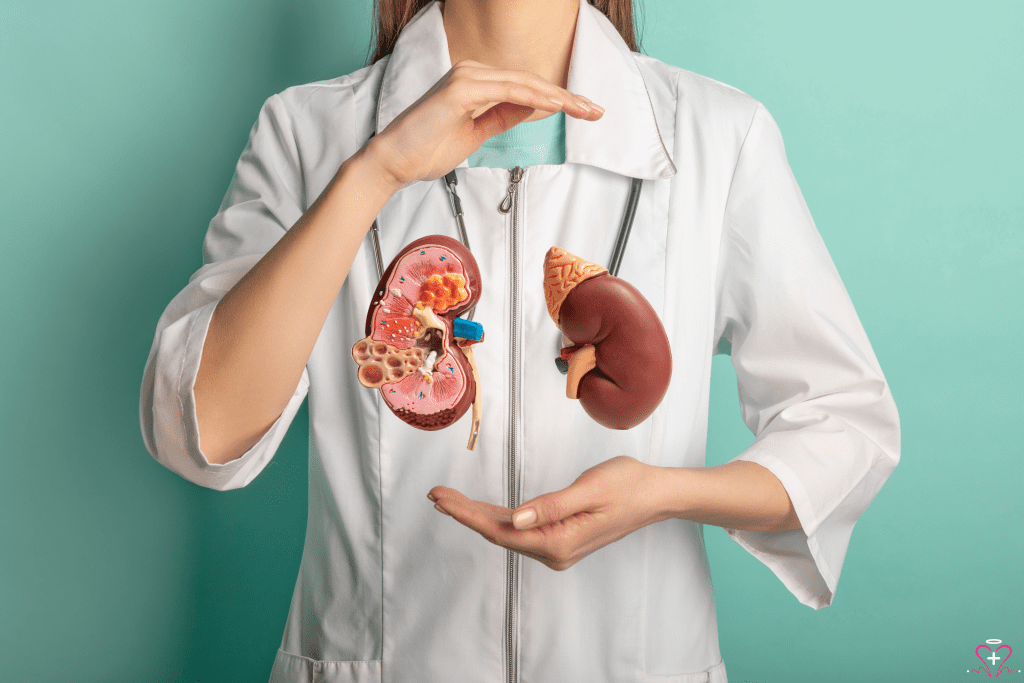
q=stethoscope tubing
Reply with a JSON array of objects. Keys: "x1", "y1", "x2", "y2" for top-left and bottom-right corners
[{"x1": 366, "y1": 132, "x2": 644, "y2": 323}]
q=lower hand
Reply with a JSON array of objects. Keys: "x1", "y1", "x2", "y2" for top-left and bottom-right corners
[{"x1": 428, "y1": 455, "x2": 665, "y2": 571}]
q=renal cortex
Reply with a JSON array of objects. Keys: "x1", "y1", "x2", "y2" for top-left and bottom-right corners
[{"x1": 351, "y1": 235, "x2": 485, "y2": 450}]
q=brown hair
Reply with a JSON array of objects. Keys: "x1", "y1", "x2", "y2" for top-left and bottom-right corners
[{"x1": 364, "y1": 0, "x2": 644, "y2": 67}]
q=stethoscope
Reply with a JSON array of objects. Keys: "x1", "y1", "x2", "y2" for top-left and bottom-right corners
[{"x1": 364, "y1": 131, "x2": 644, "y2": 373}]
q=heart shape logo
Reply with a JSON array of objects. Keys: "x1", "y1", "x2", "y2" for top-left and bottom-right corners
[{"x1": 975, "y1": 643, "x2": 1014, "y2": 677}]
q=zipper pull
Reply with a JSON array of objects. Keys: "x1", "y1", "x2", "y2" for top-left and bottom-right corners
[{"x1": 498, "y1": 166, "x2": 524, "y2": 214}]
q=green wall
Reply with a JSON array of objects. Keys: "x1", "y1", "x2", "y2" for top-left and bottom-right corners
[{"x1": 1, "y1": 1, "x2": 1019, "y2": 680}]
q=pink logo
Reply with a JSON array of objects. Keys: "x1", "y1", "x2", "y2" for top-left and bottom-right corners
[{"x1": 969, "y1": 639, "x2": 1020, "y2": 677}]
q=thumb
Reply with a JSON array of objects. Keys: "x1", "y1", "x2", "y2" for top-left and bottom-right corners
[
  {"x1": 472, "y1": 102, "x2": 534, "y2": 142},
  {"x1": 511, "y1": 482, "x2": 594, "y2": 530}
]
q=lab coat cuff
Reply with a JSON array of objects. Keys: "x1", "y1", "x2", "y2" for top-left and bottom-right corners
[
  {"x1": 723, "y1": 450, "x2": 838, "y2": 610},
  {"x1": 163, "y1": 298, "x2": 308, "y2": 491}
]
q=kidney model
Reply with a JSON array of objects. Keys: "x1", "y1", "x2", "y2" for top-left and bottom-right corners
[
  {"x1": 543, "y1": 246, "x2": 672, "y2": 430},
  {"x1": 352, "y1": 235, "x2": 484, "y2": 449}
]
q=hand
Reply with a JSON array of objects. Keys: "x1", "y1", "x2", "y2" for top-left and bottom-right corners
[
  {"x1": 428, "y1": 455, "x2": 666, "y2": 571},
  {"x1": 365, "y1": 59, "x2": 604, "y2": 191}
]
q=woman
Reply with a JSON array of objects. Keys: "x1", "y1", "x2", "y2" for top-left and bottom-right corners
[{"x1": 139, "y1": 0, "x2": 901, "y2": 681}]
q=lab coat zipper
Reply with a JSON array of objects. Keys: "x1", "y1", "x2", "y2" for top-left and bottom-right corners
[{"x1": 499, "y1": 165, "x2": 524, "y2": 683}]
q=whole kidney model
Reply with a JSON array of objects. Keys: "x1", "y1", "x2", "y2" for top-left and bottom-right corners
[
  {"x1": 352, "y1": 235, "x2": 485, "y2": 450},
  {"x1": 543, "y1": 246, "x2": 672, "y2": 430}
]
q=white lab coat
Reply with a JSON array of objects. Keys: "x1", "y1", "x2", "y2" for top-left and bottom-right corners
[{"x1": 139, "y1": 1, "x2": 901, "y2": 681}]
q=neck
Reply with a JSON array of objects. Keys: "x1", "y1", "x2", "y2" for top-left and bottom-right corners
[{"x1": 442, "y1": 0, "x2": 581, "y2": 122}]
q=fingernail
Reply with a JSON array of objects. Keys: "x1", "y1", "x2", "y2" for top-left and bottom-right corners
[
  {"x1": 574, "y1": 98, "x2": 593, "y2": 113},
  {"x1": 512, "y1": 508, "x2": 536, "y2": 529},
  {"x1": 427, "y1": 492, "x2": 437, "y2": 502},
  {"x1": 577, "y1": 94, "x2": 603, "y2": 113},
  {"x1": 434, "y1": 503, "x2": 450, "y2": 516}
]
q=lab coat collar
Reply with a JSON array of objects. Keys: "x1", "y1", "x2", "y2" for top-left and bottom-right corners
[{"x1": 375, "y1": 0, "x2": 677, "y2": 180}]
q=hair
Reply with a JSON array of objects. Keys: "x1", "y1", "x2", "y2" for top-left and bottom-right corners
[{"x1": 364, "y1": 0, "x2": 644, "y2": 67}]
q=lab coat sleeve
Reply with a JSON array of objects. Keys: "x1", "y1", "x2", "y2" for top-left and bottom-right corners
[
  {"x1": 139, "y1": 93, "x2": 310, "y2": 491},
  {"x1": 712, "y1": 102, "x2": 901, "y2": 609}
]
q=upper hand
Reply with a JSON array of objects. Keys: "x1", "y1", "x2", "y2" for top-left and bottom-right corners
[
  {"x1": 366, "y1": 59, "x2": 603, "y2": 190},
  {"x1": 428, "y1": 455, "x2": 667, "y2": 571}
]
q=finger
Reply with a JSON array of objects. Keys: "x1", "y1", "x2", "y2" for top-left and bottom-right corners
[
  {"x1": 465, "y1": 81, "x2": 597, "y2": 123},
  {"x1": 433, "y1": 492, "x2": 549, "y2": 547},
  {"x1": 429, "y1": 485, "x2": 472, "y2": 504},
  {"x1": 470, "y1": 498, "x2": 515, "y2": 517},
  {"x1": 429, "y1": 486, "x2": 511, "y2": 516},
  {"x1": 511, "y1": 481, "x2": 598, "y2": 530},
  {"x1": 470, "y1": 102, "x2": 538, "y2": 141},
  {"x1": 435, "y1": 493, "x2": 514, "y2": 543},
  {"x1": 506, "y1": 544, "x2": 572, "y2": 571},
  {"x1": 429, "y1": 486, "x2": 598, "y2": 560},
  {"x1": 436, "y1": 493, "x2": 607, "y2": 571},
  {"x1": 450, "y1": 63, "x2": 600, "y2": 119},
  {"x1": 453, "y1": 60, "x2": 593, "y2": 107},
  {"x1": 436, "y1": 496, "x2": 572, "y2": 568}
]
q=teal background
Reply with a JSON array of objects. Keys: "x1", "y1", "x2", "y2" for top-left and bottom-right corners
[{"x1": 1, "y1": 0, "x2": 1020, "y2": 680}]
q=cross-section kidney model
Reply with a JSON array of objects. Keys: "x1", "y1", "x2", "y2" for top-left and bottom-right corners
[
  {"x1": 543, "y1": 246, "x2": 672, "y2": 430},
  {"x1": 352, "y1": 235, "x2": 485, "y2": 449}
]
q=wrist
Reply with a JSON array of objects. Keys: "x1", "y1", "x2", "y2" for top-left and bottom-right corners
[
  {"x1": 647, "y1": 465, "x2": 696, "y2": 522},
  {"x1": 347, "y1": 139, "x2": 406, "y2": 198},
  {"x1": 654, "y1": 461, "x2": 802, "y2": 533}
]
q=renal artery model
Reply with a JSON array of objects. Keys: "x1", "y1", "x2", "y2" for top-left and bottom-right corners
[
  {"x1": 543, "y1": 246, "x2": 672, "y2": 430},
  {"x1": 352, "y1": 235, "x2": 484, "y2": 450}
]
